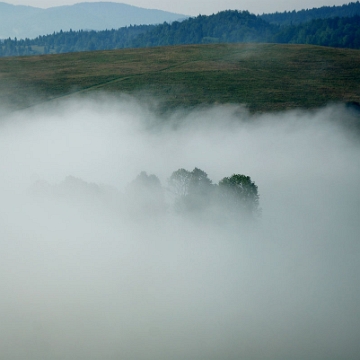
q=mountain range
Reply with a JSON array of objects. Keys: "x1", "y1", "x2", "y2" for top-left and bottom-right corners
[{"x1": 0, "y1": 1, "x2": 188, "y2": 39}]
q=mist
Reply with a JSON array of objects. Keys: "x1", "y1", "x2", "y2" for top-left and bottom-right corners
[{"x1": 0, "y1": 95, "x2": 359, "y2": 360}]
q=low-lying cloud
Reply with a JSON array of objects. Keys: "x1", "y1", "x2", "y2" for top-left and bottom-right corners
[{"x1": 0, "y1": 95, "x2": 359, "y2": 360}]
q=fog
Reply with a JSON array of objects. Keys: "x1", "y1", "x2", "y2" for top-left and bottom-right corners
[{"x1": 0, "y1": 95, "x2": 359, "y2": 360}]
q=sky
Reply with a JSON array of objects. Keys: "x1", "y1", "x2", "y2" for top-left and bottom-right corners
[{"x1": 5, "y1": 0, "x2": 352, "y2": 15}]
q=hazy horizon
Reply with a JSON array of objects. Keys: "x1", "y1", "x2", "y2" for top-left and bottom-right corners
[{"x1": 2, "y1": 0, "x2": 353, "y2": 16}]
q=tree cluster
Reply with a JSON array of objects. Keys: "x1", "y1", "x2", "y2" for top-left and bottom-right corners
[
  {"x1": 30, "y1": 169, "x2": 261, "y2": 222},
  {"x1": 132, "y1": 168, "x2": 261, "y2": 220}
]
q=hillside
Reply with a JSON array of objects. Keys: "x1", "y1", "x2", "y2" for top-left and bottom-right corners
[
  {"x1": 260, "y1": 1, "x2": 360, "y2": 25},
  {"x1": 0, "y1": 1, "x2": 187, "y2": 40},
  {"x1": 1, "y1": 43, "x2": 359, "y2": 113}
]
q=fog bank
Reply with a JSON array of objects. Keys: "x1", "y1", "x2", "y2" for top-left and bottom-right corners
[{"x1": 0, "y1": 96, "x2": 359, "y2": 360}]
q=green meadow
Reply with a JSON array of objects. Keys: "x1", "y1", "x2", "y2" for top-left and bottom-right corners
[{"x1": 1, "y1": 43, "x2": 360, "y2": 112}]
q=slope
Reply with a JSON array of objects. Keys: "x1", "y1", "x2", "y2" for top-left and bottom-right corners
[
  {"x1": 261, "y1": 1, "x2": 360, "y2": 25},
  {"x1": 0, "y1": 43, "x2": 359, "y2": 113}
]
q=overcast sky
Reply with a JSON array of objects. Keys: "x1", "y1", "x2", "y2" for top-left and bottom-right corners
[{"x1": 6, "y1": 0, "x2": 351, "y2": 15}]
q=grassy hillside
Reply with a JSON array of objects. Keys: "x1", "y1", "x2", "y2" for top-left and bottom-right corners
[{"x1": 1, "y1": 43, "x2": 360, "y2": 113}]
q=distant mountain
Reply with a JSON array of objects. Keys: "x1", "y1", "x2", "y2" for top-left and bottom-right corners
[
  {"x1": 260, "y1": 1, "x2": 360, "y2": 25},
  {"x1": 0, "y1": 1, "x2": 188, "y2": 39}
]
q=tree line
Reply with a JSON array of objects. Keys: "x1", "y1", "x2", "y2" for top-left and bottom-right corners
[
  {"x1": 1, "y1": 8, "x2": 360, "y2": 57},
  {"x1": 274, "y1": 15, "x2": 360, "y2": 48},
  {"x1": 260, "y1": 1, "x2": 360, "y2": 25},
  {"x1": 135, "y1": 168, "x2": 261, "y2": 219},
  {"x1": 0, "y1": 25, "x2": 153, "y2": 57},
  {"x1": 31, "y1": 168, "x2": 261, "y2": 222}
]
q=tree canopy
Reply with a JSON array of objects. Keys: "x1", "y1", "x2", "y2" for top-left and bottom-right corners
[
  {"x1": 168, "y1": 167, "x2": 214, "y2": 212},
  {"x1": 218, "y1": 174, "x2": 260, "y2": 216},
  {"x1": 126, "y1": 171, "x2": 165, "y2": 215},
  {"x1": 168, "y1": 167, "x2": 260, "y2": 219},
  {"x1": 30, "y1": 168, "x2": 260, "y2": 222}
]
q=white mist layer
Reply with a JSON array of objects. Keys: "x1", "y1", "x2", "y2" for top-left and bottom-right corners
[{"x1": 0, "y1": 96, "x2": 359, "y2": 360}]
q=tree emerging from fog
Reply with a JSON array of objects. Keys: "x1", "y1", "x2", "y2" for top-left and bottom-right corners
[
  {"x1": 168, "y1": 168, "x2": 213, "y2": 212},
  {"x1": 167, "y1": 167, "x2": 260, "y2": 219},
  {"x1": 30, "y1": 168, "x2": 260, "y2": 221},
  {"x1": 218, "y1": 174, "x2": 260, "y2": 216},
  {"x1": 126, "y1": 171, "x2": 166, "y2": 215}
]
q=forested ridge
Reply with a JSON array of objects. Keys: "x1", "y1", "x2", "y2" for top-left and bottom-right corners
[
  {"x1": 0, "y1": 25, "x2": 154, "y2": 57},
  {"x1": 274, "y1": 15, "x2": 360, "y2": 48},
  {"x1": 1, "y1": 2, "x2": 360, "y2": 57},
  {"x1": 260, "y1": 1, "x2": 360, "y2": 25}
]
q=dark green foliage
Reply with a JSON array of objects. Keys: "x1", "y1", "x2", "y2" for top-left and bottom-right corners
[
  {"x1": 168, "y1": 168, "x2": 260, "y2": 219},
  {"x1": 274, "y1": 15, "x2": 360, "y2": 49},
  {"x1": 218, "y1": 174, "x2": 260, "y2": 216},
  {"x1": 261, "y1": 1, "x2": 360, "y2": 25},
  {"x1": 131, "y1": 11, "x2": 277, "y2": 47},
  {"x1": 0, "y1": 25, "x2": 154, "y2": 57}
]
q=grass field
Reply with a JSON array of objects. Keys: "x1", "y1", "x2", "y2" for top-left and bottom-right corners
[{"x1": 1, "y1": 43, "x2": 360, "y2": 112}]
